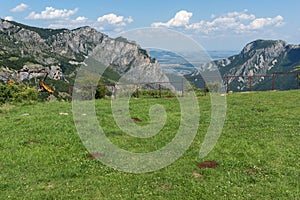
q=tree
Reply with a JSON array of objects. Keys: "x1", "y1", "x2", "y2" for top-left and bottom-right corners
[{"x1": 95, "y1": 84, "x2": 109, "y2": 99}]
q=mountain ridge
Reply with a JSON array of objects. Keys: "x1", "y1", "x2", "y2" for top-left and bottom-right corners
[
  {"x1": 0, "y1": 18, "x2": 169, "y2": 87},
  {"x1": 187, "y1": 39, "x2": 300, "y2": 91}
]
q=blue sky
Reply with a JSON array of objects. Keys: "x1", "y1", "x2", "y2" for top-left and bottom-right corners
[{"x1": 1, "y1": 0, "x2": 300, "y2": 50}]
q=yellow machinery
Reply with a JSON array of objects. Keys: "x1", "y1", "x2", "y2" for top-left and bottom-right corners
[
  {"x1": 39, "y1": 80, "x2": 54, "y2": 94},
  {"x1": 38, "y1": 71, "x2": 55, "y2": 94}
]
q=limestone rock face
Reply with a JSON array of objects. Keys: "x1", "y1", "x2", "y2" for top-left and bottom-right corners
[
  {"x1": 0, "y1": 18, "x2": 170, "y2": 84},
  {"x1": 90, "y1": 37, "x2": 168, "y2": 83},
  {"x1": 219, "y1": 40, "x2": 288, "y2": 77}
]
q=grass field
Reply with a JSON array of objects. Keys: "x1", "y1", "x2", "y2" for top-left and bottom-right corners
[{"x1": 0, "y1": 90, "x2": 299, "y2": 199}]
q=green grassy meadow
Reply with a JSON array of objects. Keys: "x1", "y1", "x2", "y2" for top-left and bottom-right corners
[{"x1": 0, "y1": 90, "x2": 299, "y2": 199}]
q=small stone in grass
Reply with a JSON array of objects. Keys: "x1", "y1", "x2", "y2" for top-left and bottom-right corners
[{"x1": 193, "y1": 171, "x2": 201, "y2": 178}]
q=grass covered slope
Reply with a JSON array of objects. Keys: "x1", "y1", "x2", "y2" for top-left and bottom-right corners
[{"x1": 0, "y1": 90, "x2": 299, "y2": 199}]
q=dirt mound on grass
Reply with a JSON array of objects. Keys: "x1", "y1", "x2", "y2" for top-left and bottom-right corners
[
  {"x1": 197, "y1": 161, "x2": 219, "y2": 169},
  {"x1": 87, "y1": 153, "x2": 105, "y2": 159},
  {"x1": 131, "y1": 117, "x2": 142, "y2": 122}
]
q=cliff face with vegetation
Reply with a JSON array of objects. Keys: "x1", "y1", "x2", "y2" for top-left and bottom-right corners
[
  {"x1": 0, "y1": 18, "x2": 169, "y2": 85},
  {"x1": 188, "y1": 39, "x2": 300, "y2": 91}
]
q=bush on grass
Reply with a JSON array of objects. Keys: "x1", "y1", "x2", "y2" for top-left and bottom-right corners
[{"x1": 0, "y1": 83, "x2": 39, "y2": 105}]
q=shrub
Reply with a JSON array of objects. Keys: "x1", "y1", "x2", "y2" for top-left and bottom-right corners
[
  {"x1": 95, "y1": 85, "x2": 109, "y2": 99},
  {"x1": 14, "y1": 86, "x2": 39, "y2": 103},
  {"x1": 205, "y1": 82, "x2": 222, "y2": 93},
  {"x1": 0, "y1": 83, "x2": 39, "y2": 105},
  {"x1": 38, "y1": 92, "x2": 51, "y2": 101},
  {"x1": 0, "y1": 84, "x2": 18, "y2": 104},
  {"x1": 186, "y1": 82, "x2": 205, "y2": 96}
]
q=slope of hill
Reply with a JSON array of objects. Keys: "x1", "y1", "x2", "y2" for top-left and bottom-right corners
[{"x1": 1, "y1": 90, "x2": 299, "y2": 199}]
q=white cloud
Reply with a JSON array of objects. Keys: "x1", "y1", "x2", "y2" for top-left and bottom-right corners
[
  {"x1": 152, "y1": 10, "x2": 193, "y2": 28},
  {"x1": 47, "y1": 13, "x2": 131, "y2": 33},
  {"x1": 98, "y1": 13, "x2": 123, "y2": 25},
  {"x1": 48, "y1": 16, "x2": 89, "y2": 29},
  {"x1": 248, "y1": 15, "x2": 284, "y2": 30},
  {"x1": 125, "y1": 16, "x2": 134, "y2": 24},
  {"x1": 26, "y1": 7, "x2": 78, "y2": 20},
  {"x1": 5, "y1": 16, "x2": 14, "y2": 21},
  {"x1": 73, "y1": 16, "x2": 88, "y2": 23},
  {"x1": 96, "y1": 13, "x2": 133, "y2": 32},
  {"x1": 186, "y1": 10, "x2": 284, "y2": 34},
  {"x1": 238, "y1": 13, "x2": 256, "y2": 21},
  {"x1": 10, "y1": 3, "x2": 29, "y2": 12},
  {"x1": 97, "y1": 13, "x2": 133, "y2": 27}
]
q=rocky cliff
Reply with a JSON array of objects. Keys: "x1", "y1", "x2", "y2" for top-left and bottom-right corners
[
  {"x1": 0, "y1": 18, "x2": 169, "y2": 85},
  {"x1": 188, "y1": 39, "x2": 300, "y2": 91}
]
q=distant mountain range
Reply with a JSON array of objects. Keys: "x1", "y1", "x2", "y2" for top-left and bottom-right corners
[
  {"x1": 148, "y1": 49, "x2": 238, "y2": 75},
  {"x1": 0, "y1": 18, "x2": 299, "y2": 93}
]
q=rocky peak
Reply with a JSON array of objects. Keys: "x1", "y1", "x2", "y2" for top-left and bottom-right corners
[
  {"x1": 241, "y1": 39, "x2": 287, "y2": 55},
  {"x1": 47, "y1": 26, "x2": 106, "y2": 57},
  {"x1": 0, "y1": 19, "x2": 44, "y2": 44}
]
